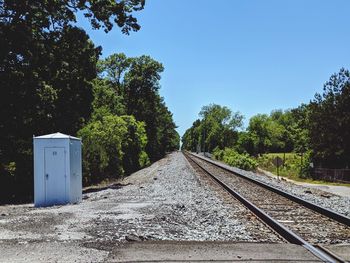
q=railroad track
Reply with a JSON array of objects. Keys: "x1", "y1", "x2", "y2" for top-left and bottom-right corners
[{"x1": 184, "y1": 151, "x2": 350, "y2": 263}]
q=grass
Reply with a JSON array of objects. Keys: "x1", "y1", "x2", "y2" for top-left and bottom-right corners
[{"x1": 256, "y1": 153, "x2": 350, "y2": 187}]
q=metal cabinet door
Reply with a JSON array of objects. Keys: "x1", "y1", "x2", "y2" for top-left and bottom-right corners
[{"x1": 44, "y1": 147, "x2": 66, "y2": 205}]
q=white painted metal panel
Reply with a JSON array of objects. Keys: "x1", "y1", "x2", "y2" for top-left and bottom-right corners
[
  {"x1": 69, "y1": 140, "x2": 82, "y2": 203},
  {"x1": 44, "y1": 147, "x2": 66, "y2": 205},
  {"x1": 33, "y1": 132, "x2": 82, "y2": 207}
]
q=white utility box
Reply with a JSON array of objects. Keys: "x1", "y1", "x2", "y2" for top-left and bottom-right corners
[{"x1": 33, "y1": 132, "x2": 82, "y2": 207}]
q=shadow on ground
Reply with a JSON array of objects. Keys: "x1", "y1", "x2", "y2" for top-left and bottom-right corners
[{"x1": 83, "y1": 183, "x2": 132, "y2": 194}]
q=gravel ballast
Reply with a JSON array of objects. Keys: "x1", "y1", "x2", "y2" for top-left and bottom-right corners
[
  {"x1": 0, "y1": 151, "x2": 281, "y2": 262},
  {"x1": 194, "y1": 153, "x2": 350, "y2": 218}
]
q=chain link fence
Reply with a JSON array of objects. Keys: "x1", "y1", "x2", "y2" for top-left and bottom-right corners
[{"x1": 312, "y1": 168, "x2": 350, "y2": 183}]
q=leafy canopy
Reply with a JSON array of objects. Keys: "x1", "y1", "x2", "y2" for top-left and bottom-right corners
[
  {"x1": 308, "y1": 68, "x2": 350, "y2": 168},
  {"x1": 0, "y1": 0, "x2": 144, "y2": 202}
]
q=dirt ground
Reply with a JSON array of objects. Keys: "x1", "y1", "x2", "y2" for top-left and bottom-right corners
[{"x1": 0, "y1": 152, "x2": 281, "y2": 262}]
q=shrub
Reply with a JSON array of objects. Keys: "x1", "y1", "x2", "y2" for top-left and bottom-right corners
[
  {"x1": 256, "y1": 152, "x2": 312, "y2": 179},
  {"x1": 78, "y1": 115, "x2": 127, "y2": 185},
  {"x1": 78, "y1": 114, "x2": 149, "y2": 185},
  {"x1": 299, "y1": 151, "x2": 312, "y2": 179},
  {"x1": 213, "y1": 147, "x2": 258, "y2": 171}
]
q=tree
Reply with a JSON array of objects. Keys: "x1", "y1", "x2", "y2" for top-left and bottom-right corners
[
  {"x1": 270, "y1": 109, "x2": 295, "y2": 152},
  {"x1": 78, "y1": 115, "x2": 127, "y2": 184},
  {"x1": 235, "y1": 131, "x2": 256, "y2": 155},
  {"x1": 290, "y1": 104, "x2": 310, "y2": 154},
  {"x1": 181, "y1": 120, "x2": 202, "y2": 152},
  {"x1": 0, "y1": 25, "x2": 100, "y2": 202},
  {"x1": 246, "y1": 114, "x2": 271, "y2": 154},
  {"x1": 98, "y1": 53, "x2": 132, "y2": 86},
  {"x1": 308, "y1": 68, "x2": 350, "y2": 168},
  {"x1": 123, "y1": 56, "x2": 168, "y2": 161},
  {"x1": 121, "y1": 115, "x2": 149, "y2": 175},
  {"x1": 91, "y1": 78, "x2": 126, "y2": 118},
  {"x1": 246, "y1": 111, "x2": 297, "y2": 154},
  {"x1": 182, "y1": 104, "x2": 243, "y2": 153},
  {"x1": 0, "y1": 0, "x2": 145, "y2": 202},
  {"x1": 0, "y1": 1, "x2": 144, "y2": 34},
  {"x1": 157, "y1": 100, "x2": 180, "y2": 152},
  {"x1": 199, "y1": 104, "x2": 243, "y2": 152},
  {"x1": 77, "y1": 114, "x2": 149, "y2": 185},
  {"x1": 93, "y1": 53, "x2": 180, "y2": 163}
]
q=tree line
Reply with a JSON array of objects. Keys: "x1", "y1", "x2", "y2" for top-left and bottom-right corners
[
  {"x1": 79, "y1": 53, "x2": 179, "y2": 185},
  {"x1": 182, "y1": 68, "x2": 350, "y2": 172},
  {"x1": 0, "y1": 1, "x2": 179, "y2": 203}
]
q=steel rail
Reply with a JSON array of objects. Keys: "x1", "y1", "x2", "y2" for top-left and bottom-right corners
[
  {"x1": 184, "y1": 152, "x2": 344, "y2": 263},
  {"x1": 188, "y1": 152, "x2": 350, "y2": 227}
]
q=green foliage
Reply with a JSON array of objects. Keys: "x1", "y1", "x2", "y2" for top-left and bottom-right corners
[
  {"x1": 246, "y1": 113, "x2": 288, "y2": 154},
  {"x1": 186, "y1": 69, "x2": 350, "y2": 178},
  {"x1": 200, "y1": 104, "x2": 243, "y2": 152},
  {"x1": 139, "y1": 151, "x2": 151, "y2": 168},
  {"x1": 0, "y1": 24, "x2": 100, "y2": 201},
  {"x1": 0, "y1": 1, "x2": 144, "y2": 34},
  {"x1": 256, "y1": 152, "x2": 312, "y2": 179},
  {"x1": 290, "y1": 104, "x2": 310, "y2": 153},
  {"x1": 156, "y1": 99, "x2": 180, "y2": 153},
  {"x1": 0, "y1": 0, "x2": 145, "y2": 202},
  {"x1": 182, "y1": 120, "x2": 202, "y2": 152},
  {"x1": 235, "y1": 132, "x2": 256, "y2": 154},
  {"x1": 182, "y1": 104, "x2": 302, "y2": 157},
  {"x1": 184, "y1": 68, "x2": 350, "y2": 180},
  {"x1": 0, "y1": 0, "x2": 179, "y2": 202},
  {"x1": 78, "y1": 115, "x2": 126, "y2": 184},
  {"x1": 120, "y1": 115, "x2": 149, "y2": 175},
  {"x1": 3, "y1": 162, "x2": 16, "y2": 177},
  {"x1": 169, "y1": 131, "x2": 181, "y2": 152},
  {"x1": 182, "y1": 104, "x2": 243, "y2": 152},
  {"x1": 97, "y1": 53, "x2": 131, "y2": 85},
  {"x1": 98, "y1": 53, "x2": 180, "y2": 159},
  {"x1": 213, "y1": 148, "x2": 258, "y2": 171},
  {"x1": 299, "y1": 151, "x2": 312, "y2": 179},
  {"x1": 79, "y1": 53, "x2": 179, "y2": 184},
  {"x1": 120, "y1": 55, "x2": 178, "y2": 161},
  {"x1": 91, "y1": 78, "x2": 126, "y2": 118},
  {"x1": 77, "y1": 114, "x2": 149, "y2": 185},
  {"x1": 234, "y1": 108, "x2": 309, "y2": 156},
  {"x1": 308, "y1": 68, "x2": 350, "y2": 168}
]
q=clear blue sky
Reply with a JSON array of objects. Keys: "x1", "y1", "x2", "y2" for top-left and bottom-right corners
[{"x1": 77, "y1": 1, "x2": 350, "y2": 137}]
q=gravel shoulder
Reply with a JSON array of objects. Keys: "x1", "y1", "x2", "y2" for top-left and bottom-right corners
[
  {"x1": 259, "y1": 168, "x2": 350, "y2": 198},
  {"x1": 0, "y1": 151, "x2": 281, "y2": 262}
]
